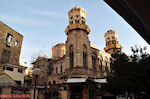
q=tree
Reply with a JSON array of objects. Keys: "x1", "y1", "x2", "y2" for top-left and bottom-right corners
[
  {"x1": 130, "y1": 46, "x2": 150, "y2": 98},
  {"x1": 106, "y1": 45, "x2": 150, "y2": 99},
  {"x1": 107, "y1": 52, "x2": 131, "y2": 96}
]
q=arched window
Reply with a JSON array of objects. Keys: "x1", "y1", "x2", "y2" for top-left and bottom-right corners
[
  {"x1": 110, "y1": 58, "x2": 113, "y2": 70},
  {"x1": 92, "y1": 53, "x2": 97, "y2": 70},
  {"x1": 83, "y1": 44, "x2": 87, "y2": 68},
  {"x1": 69, "y1": 45, "x2": 74, "y2": 69},
  {"x1": 99, "y1": 55, "x2": 103, "y2": 71},
  {"x1": 105, "y1": 57, "x2": 109, "y2": 72},
  {"x1": 99, "y1": 60, "x2": 102, "y2": 71},
  {"x1": 70, "y1": 16, "x2": 73, "y2": 19},
  {"x1": 81, "y1": 17, "x2": 85, "y2": 24},
  {"x1": 70, "y1": 21, "x2": 73, "y2": 24},
  {"x1": 105, "y1": 66, "x2": 109, "y2": 73},
  {"x1": 105, "y1": 57, "x2": 108, "y2": 66},
  {"x1": 74, "y1": 15, "x2": 80, "y2": 24},
  {"x1": 75, "y1": 20, "x2": 79, "y2": 24},
  {"x1": 70, "y1": 16, "x2": 74, "y2": 24},
  {"x1": 56, "y1": 50, "x2": 59, "y2": 57},
  {"x1": 60, "y1": 65, "x2": 63, "y2": 72},
  {"x1": 107, "y1": 41, "x2": 112, "y2": 45},
  {"x1": 62, "y1": 49, "x2": 65, "y2": 56},
  {"x1": 105, "y1": 62, "x2": 108, "y2": 66},
  {"x1": 6, "y1": 34, "x2": 13, "y2": 47},
  {"x1": 48, "y1": 81, "x2": 51, "y2": 85},
  {"x1": 82, "y1": 21, "x2": 85, "y2": 24},
  {"x1": 53, "y1": 80, "x2": 56, "y2": 84}
]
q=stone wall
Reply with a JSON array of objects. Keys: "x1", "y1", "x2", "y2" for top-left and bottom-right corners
[
  {"x1": 32, "y1": 57, "x2": 51, "y2": 86},
  {"x1": 0, "y1": 21, "x2": 23, "y2": 64}
]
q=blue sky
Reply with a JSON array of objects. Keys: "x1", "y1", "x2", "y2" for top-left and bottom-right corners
[{"x1": 0, "y1": 0, "x2": 150, "y2": 67}]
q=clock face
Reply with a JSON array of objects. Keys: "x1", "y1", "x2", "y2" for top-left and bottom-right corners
[
  {"x1": 6, "y1": 33, "x2": 13, "y2": 47},
  {"x1": 112, "y1": 40, "x2": 116, "y2": 44}
]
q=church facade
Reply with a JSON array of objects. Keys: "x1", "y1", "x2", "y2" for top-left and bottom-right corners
[{"x1": 32, "y1": 6, "x2": 121, "y2": 99}]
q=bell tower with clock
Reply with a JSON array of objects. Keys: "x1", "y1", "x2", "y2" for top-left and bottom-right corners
[
  {"x1": 65, "y1": 6, "x2": 92, "y2": 69},
  {"x1": 104, "y1": 30, "x2": 121, "y2": 54}
]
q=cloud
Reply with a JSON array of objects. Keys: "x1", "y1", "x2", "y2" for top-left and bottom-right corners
[
  {"x1": 0, "y1": 14, "x2": 52, "y2": 26},
  {"x1": 33, "y1": 10, "x2": 65, "y2": 18}
]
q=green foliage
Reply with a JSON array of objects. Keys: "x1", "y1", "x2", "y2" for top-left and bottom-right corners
[
  {"x1": 54, "y1": 97, "x2": 62, "y2": 99},
  {"x1": 107, "y1": 52, "x2": 130, "y2": 94},
  {"x1": 106, "y1": 45, "x2": 150, "y2": 98}
]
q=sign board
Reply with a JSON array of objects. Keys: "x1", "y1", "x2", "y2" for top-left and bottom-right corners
[{"x1": 0, "y1": 93, "x2": 30, "y2": 99}]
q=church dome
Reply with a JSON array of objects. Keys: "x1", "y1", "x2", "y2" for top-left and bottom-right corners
[{"x1": 68, "y1": 6, "x2": 86, "y2": 14}]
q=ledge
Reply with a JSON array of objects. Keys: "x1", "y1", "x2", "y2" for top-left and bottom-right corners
[
  {"x1": 104, "y1": 44, "x2": 121, "y2": 51},
  {"x1": 65, "y1": 24, "x2": 90, "y2": 35}
]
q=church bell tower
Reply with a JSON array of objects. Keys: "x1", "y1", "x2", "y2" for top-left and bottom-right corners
[
  {"x1": 104, "y1": 30, "x2": 121, "y2": 54},
  {"x1": 65, "y1": 6, "x2": 92, "y2": 69}
]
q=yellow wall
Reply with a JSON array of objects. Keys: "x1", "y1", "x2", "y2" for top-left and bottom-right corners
[
  {"x1": 60, "y1": 90, "x2": 67, "y2": 99},
  {"x1": 4, "y1": 67, "x2": 25, "y2": 85},
  {"x1": 0, "y1": 66, "x2": 3, "y2": 74}
]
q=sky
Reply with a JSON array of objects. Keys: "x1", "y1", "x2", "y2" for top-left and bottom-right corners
[{"x1": 0, "y1": 0, "x2": 150, "y2": 67}]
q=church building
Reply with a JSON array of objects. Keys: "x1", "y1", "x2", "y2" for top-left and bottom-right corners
[{"x1": 32, "y1": 6, "x2": 121, "y2": 99}]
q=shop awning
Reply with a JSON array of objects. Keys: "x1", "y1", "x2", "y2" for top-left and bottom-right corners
[
  {"x1": 94, "y1": 79, "x2": 107, "y2": 83},
  {"x1": 67, "y1": 78, "x2": 87, "y2": 83},
  {"x1": 66, "y1": 77, "x2": 107, "y2": 83}
]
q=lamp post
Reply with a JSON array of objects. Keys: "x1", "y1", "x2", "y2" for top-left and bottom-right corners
[{"x1": 33, "y1": 68, "x2": 41, "y2": 99}]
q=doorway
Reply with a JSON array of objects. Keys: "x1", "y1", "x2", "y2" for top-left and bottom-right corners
[{"x1": 70, "y1": 85, "x2": 82, "y2": 99}]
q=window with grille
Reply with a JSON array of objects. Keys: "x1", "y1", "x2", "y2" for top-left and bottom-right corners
[
  {"x1": 56, "y1": 67, "x2": 58, "y2": 73},
  {"x1": 69, "y1": 45, "x2": 74, "y2": 68},
  {"x1": 83, "y1": 44, "x2": 87, "y2": 68},
  {"x1": 6, "y1": 67, "x2": 13, "y2": 71},
  {"x1": 60, "y1": 65, "x2": 63, "y2": 72},
  {"x1": 18, "y1": 68, "x2": 23, "y2": 73},
  {"x1": 1, "y1": 49, "x2": 10, "y2": 63},
  {"x1": 6, "y1": 33, "x2": 13, "y2": 47},
  {"x1": 92, "y1": 54, "x2": 96, "y2": 70}
]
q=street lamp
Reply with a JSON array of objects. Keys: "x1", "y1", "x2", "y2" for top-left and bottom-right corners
[{"x1": 33, "y1": 68, "x2": 41, "y2": 99}]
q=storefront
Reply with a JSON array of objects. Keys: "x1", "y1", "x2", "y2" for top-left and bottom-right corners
[{"x1": 66, "y1": 77, "x2": 106, "y2": 99}]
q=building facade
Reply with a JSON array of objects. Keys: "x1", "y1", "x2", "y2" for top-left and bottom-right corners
[
  {"x1": 0, "y1": 21, "x2": 23, "y2": 64},
  {"x1": 1, "y1": 64, "x2": 26, "y2": 85},
  {"x1": 32, "y1": 6, "x2": 121, "y2": 99},
  {"x1": 48, "y1": 6, "x2": 114, "y2": 84},
  {"x1": 104, "y1": 30, "x2": 121, "y2": 54},
  {"x1": 0, "y1": 21, "x2": 26, "y2": 90}
]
